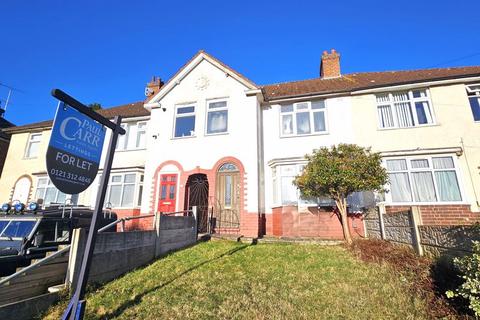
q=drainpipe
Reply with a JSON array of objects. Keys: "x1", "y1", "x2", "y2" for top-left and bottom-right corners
[{"x1": 460, "y1": 138, "x2": 480, "y2": 207}]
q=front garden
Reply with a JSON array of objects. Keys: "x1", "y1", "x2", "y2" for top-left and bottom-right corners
[{"x1": 41, "y1": 239, "x2": 464, "y2": 319}]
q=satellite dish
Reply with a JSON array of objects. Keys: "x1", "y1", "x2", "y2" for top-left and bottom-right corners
[{"x1": 144, "y1": 87, "x2": 154, "y2": 97}]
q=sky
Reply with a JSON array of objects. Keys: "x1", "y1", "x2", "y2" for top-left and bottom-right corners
[{"x1": 1, "y1": 0, "x2": 480, "y2": 126}]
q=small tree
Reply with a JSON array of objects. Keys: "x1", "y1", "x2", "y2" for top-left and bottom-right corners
[
  {"x1": 294, "y1": 144, "x2": 388, "y2": 244},
  {"x1": 88, "y1": 103, "x2": 102, "y2": 110}
]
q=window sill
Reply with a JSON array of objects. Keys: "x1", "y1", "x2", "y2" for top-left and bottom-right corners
[
  {"x1": 279, "y1": 131, "x2": 329, "y2": 139},
  {"x1": 377, "y1": 123, "x2": 439, "y2": 131},
  {"x1": 205, "y1": 132, "x2": 229, "y2": 137},
  {"x1": 115, "y1": 148, "x2": 147, "y2": 153},
  {"x1": 382, "y1": 201, "x2": 469, "y2": 206},
  {"x1": 171, "y1": 135, "x2": 196, "y2": 140}
]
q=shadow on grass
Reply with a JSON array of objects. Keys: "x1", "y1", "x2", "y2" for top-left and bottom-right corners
[{"x1": 100, "y1": 243, "x2": 250, "y2": 319}]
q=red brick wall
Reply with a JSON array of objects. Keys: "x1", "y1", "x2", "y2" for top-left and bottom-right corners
[
  {"x1": 114, "y1": 209, "x2": 154, "y2": 231},
  {"x1": 385, "y1": 205, "x2": 480, "y2": 226},
  {"x1": 240, "y1": 212, "x2": 260, "y2": 237},
  {"x1": 270, "y1": 206, "x2": 364, "y2": 239}
]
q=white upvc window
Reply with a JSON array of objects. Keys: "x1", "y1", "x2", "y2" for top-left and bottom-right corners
[
  {"x1": 173, "y1": 104, "x2": 196, "y2": 138},
  {"x1": 136, "y1": 122, "x2": 147, "y2": 148},
  {"x1": 106, "y1": 172, "x2": 143, "y2": 208},
  {"x1": 466, "y1": 84, "x2": 480, "y2": 122},
  {"x1": 116, "y1": 121, "x2": 148, "y2": 150},
  {"x1": 376, "y1": 89, "x2": 434, "y2": 129},
  {"x1": 272, "y1": 164, "x2": 317, "y2": 206},
  {"x1": 385, "y1": 155, "x2": 463, "y2": 204},
  {"x1": 206, "y1": 99, "x2": 228, "y2": 135},
  {"x1": 35, "y1": 177, "x2": 78, "y2": 205},
  {"x1": 25, "y1": 133, "x2": 42, "y2": 158},
  {"x1": 280, "y1": 100, "x2": 327, "y2": 136},
  {"x1": 116, "y1": 124, "x2": 129, "y2": 150}
]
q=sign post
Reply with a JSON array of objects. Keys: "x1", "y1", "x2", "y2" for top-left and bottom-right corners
[{"x1": 48, "y1": 89, "x2": 126, "y2": 320}]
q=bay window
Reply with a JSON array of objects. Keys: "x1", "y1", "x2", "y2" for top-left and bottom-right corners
[
  {"x1": 35, "y1": 177, "x2": 78, "y2": 205},
  {"x1": 280, "y1": 100, "x2": 327, "y2": 136},
  {"x1": 106, "y1": 172, "x2": 143, "y2": 208},
  {"x1": 385, "y1": 156, "x2": 462, "y2": 203},
  {"x1": 272, "y1": 164, "x2": 317, "y2": 206},
  {"x1": 376, "y1": 89, "x2": 434, "y2": 129},
  {"x1": 466, "y1": 84, "x2": 480, "y2": 121},
  {"x1": 206, "y1": 99, "x2": 228, "y2": 134},
  {"x1": 174, "y1": 105, "x2": 196, "y2": 138}
]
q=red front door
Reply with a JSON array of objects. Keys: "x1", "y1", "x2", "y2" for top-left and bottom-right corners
[{"x1": 158, "y1": 174, "x2": 177, "y2": 213}]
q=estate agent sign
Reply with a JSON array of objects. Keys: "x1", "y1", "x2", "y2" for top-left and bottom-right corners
[{"x1": 47, "y1": 102, "x2": 106, "y2": 194}]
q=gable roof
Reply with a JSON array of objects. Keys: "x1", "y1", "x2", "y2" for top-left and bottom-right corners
[
  {"x1": 145, "y1": 50, "x2": 257, "y2": 107},
  {"x1": 3, "y1": 101, "x2": 148, "y2": 134},
  {"x1": 262, "y1": 66, "x2": 480, "y2": 101}
]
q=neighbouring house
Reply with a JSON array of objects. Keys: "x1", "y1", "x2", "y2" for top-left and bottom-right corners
[
  {"x1": 1, "y1": 50, "x2": 479, "y2": 239},
  {"x1": 0, "y1": 116, "x2": 14, "y2": 178},
  {"x1": 0, "y1": 102, "x2": 151, "y2": 229}
]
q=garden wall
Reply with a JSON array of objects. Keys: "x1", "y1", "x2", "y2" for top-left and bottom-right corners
[
  {"x1": 67, "y1": 215, "x2": 196, "y2": 288},
  {"x1": 365, "y1": 205, "x2": 479, "y2": 257}
]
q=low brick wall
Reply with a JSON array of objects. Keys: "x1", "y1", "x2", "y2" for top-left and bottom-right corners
[
  {"x1": 271, "y1": 205, "x2": 364, "y2": 239},
  {"x1": 114, "y1": 209, "x2": 155, "y2": 231},
  {"x1": 386, "y1": 205, "x2": 480, "y2": 226}
]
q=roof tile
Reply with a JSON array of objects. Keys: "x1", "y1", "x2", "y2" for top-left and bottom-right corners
[
  {"x1": 3, "y1": 101, "x2": 147, "y2": 133},
  {"x1": 262, "y1": 66, "x2": 480, "y2": 100}
]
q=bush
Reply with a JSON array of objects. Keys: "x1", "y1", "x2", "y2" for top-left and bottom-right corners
[{"x1": 446, "y1": 240, "x2": 480, "y2": 316}]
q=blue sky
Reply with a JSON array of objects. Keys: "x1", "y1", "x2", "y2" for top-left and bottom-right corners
[{"x1": 1, "y1": 0, "x2": 479, "y2": 125}]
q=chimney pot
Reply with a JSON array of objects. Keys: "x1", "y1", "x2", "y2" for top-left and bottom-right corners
[
  {"x1": 145, "y1": 76, "x2": 164, "y2": 102},
  {"x1": 320, "y1": 49, "x2": 341, "y2": 79}
]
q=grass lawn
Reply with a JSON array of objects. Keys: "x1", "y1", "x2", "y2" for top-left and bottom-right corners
[{"x1": 43, "y1": 240, "x2": 430, "y2": 320}]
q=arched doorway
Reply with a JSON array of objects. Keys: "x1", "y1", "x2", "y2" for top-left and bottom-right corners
[
  {"x1": 184, "y1": 174, "x2": 209, "y2": 233},
  {"x1": 12, "y1": 176, "x2": 31, "y2": 204},
  {"x1": 213, "y1": 163, "x2": 240, "y2": 233}
]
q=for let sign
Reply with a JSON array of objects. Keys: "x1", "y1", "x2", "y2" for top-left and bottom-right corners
[{"x1": 46, "y1": 102, "x2": 106, "y2": 195}]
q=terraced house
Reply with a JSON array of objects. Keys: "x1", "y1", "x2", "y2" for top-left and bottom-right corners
[{"x1": 1, "y1": 50, "x2": 479, "y2": 238}]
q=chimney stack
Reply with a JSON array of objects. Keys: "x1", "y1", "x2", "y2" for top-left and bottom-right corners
[
  {"x1": 144, "y1": 76, "x2": 164, "y2": 102},
  {"x1": 320, "y1": 49, "x2": 341, "y2": 79}
]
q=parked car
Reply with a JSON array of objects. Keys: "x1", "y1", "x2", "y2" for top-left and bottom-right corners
[{"x1": 0, "y1": 204, "x2": 117, "y2": 276}]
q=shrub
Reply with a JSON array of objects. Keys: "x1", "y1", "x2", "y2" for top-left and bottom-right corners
[{"x1": 446, "y1": 240, "x2": 480, "y2": 316}]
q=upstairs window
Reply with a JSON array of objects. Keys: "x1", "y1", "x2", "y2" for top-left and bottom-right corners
[
  {"x1": 466, "y1": 84, "x2": 480, "y2": 121},
  {"x1": 280, "y1": 100, "x2": 326, "y2": 136},
  {"x1": 25, "y1": 133, "x2": 42, "y2": 158},
  {"x1": 136, "y1": 122, "x2": 147, "y2": 148},
  {"x1": 116, "y1": 121, "x2": 147, "y2": 151},
  {"x1": 385, "y1": 156, "x2": 462, "y2": 203},
  {"x1": 174, "y1": 105, "x2": 196, "y2": 138},
  {"x1": 376, "y1": 89, "x2": 434, "y2": 129},
  {"x1": 206, "y1": 100, "x2": 228, "y2": 134}
]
